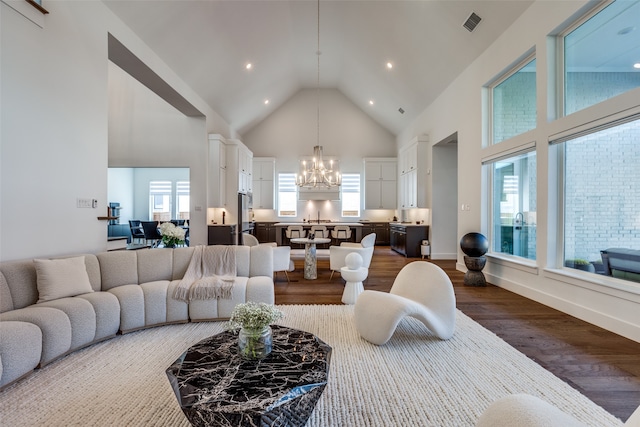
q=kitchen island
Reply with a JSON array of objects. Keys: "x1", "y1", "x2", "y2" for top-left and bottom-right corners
[{"x1": 274, "y1": 222, "x2": 363, "y2": 246}]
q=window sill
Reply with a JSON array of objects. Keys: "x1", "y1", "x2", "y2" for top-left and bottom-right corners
[
  {"x1": 544, "y1": 268, "x2": 640, "y2": 302},
  {"x1": 485, "y1": 253, "x2": 539, "y2": 275}
]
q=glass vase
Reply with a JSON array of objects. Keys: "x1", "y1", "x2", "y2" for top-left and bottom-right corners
[{"x1": 238, "y1": 326, "x2": 273, "y2": 360}]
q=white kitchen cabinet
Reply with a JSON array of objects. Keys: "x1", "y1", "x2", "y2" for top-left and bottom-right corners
[
  {"x1": 208, "y1": 134, "x2": 228, "y2": 207},
  {"x1": 398, "y1": 136, "x2": 427, "y2": 209},
  {"x1": 252, "y1": 157, "x2": 275, "y2": 209},
  {"x1": 228, "y1": 140, "x2": 253, "y2": 195},
  {"x1": 364, "y1": 158, "x2": 397, "y2": 209}
]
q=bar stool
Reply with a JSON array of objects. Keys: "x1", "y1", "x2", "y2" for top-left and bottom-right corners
[
  {"x1": 285, "y1": 225, "x2": 306, "y2": 248},
  {"x1": 331, "y1": 225, "x2": 351, "y2": 245}
]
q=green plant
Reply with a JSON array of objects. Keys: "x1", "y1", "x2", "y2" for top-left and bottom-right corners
[{"x1": 227, "y1": 302, "x2": 284, "y2": 331}]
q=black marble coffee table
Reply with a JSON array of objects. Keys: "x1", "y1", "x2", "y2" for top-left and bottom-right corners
[{"x1": 166, "y1": 325, "x2": 332, "y2": 427}]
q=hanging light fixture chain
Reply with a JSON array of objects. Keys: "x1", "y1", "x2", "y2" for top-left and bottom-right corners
[
  {"x1": 296, "y1": 0, "x2": 341, "y2": 189},
  {"x1": 317, "y1": 0, "x2": 320, "y2": 150}
]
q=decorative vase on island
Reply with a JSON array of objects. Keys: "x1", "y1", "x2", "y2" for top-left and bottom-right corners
[{"x1": 238, "y1": 326, "x2": 273, "y2": 360}]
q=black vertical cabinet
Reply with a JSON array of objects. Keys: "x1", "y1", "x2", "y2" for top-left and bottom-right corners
[
  {"x1": 360, "y1": 222, "x2": 390, "y2": 246},
  {"x1": 390, "y1": 224, "x2": 429, "y2": 257},
  {"x1": 208, "y1": 225, "x2": 237, "y2": 245},
  {"x1": 254, "y1": 222, "x2": 277, "y2": 243}
]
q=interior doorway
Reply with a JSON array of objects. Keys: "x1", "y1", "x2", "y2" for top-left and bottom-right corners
[{"x1": 431, "y1": 133, "x2": 458, "y2": 259}]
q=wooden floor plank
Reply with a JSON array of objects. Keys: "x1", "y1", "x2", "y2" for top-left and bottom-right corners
[{"x1": 274, "y1": 246, "x2": 640, "y2": 421}]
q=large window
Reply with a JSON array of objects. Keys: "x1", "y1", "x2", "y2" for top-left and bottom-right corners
[
  {"x1": 341, "y1": 173, "x2": 361, "y2": 217},
  {"x1": 149, "y1": 181, "x2": 172, "y2": 222},
  {"x1": 563, "y1": 0, "x2": 640, "y2": 116},
  {"x1": 176, "y1": 181, "x2": 190, "y2": 220},
  {"x1": 278, "y1": 173, "x2": 297, "y2": 217},
  {"x1": 486, "y1": 150, "x2": 537, "y2": 260},
  {"x1": 491, "y1": 57, "x2": 537, "y2": 144},
  {"x1": 556, "y1": 115, "x2": 640, "y2": 273},
  {"x1": 149, "y1": 180, "x2": 190, "y2": 221}
]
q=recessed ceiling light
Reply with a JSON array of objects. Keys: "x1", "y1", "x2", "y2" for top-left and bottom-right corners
[
  {"x1": 246, "y1": 63, "x2": 253, "y2": 70},
  {"x1": 264, "y1": 99, "x2": 269, "y2": 105},
  {"x1": 634, "y1": 63, "x2": 640, "y2": 69},
  {"x1": 369, "y1": 100, "x2": 374, "y2": 106},
  {"x1": 386, "y1": 62, "x2": 393, "y2": 69}
]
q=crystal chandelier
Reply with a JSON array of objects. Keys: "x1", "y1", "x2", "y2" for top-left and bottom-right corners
[{"x1": 297, "y1": 0, "x2": 340, "y2": 189}]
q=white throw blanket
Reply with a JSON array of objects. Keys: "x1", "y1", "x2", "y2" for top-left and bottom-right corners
[{"x1": 173, "y1": 245, "x2": 237, "y2": 302}]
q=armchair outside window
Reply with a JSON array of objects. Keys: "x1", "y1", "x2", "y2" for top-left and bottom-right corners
[{"x1": 329, "y1": 233, "x2": 376, "y2": 280}]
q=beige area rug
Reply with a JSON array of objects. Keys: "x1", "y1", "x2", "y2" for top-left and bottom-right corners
[{"x1": 0, "y1": 305, "x2": 622, "y2": 427}]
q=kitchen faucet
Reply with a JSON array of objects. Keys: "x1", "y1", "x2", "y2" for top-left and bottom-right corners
[
  {"x1": 317, "y1": 211, "x2": 320, "y2": 224},
  {"x1": 514, "y1": 212, "x2": 524, "y2": 230}
]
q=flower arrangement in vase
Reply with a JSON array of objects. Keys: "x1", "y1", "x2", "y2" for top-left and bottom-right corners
[
  {"x1": 159, "y1": 222, "x2": 186, "y2": 248},
  {"x1": 228, "y1": 302, "x2": 284, "y2": 360}
]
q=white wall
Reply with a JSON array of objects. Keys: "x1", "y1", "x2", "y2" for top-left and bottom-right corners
[
  {"x1": 243, "y1": 88, "x2": 397, "y2": 222},
  {"x1": 432, "y1": 143, "x2": 458, "y2": 259},
  {"x1": 1, "y1": 1, "x2": 233, "y2": 260},
  {"x1": 397, "y1": 0, "x2": 640, "y2": 342}
]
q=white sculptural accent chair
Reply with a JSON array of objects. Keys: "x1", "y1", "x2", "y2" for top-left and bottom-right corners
[
  {"x1": 477, "y1": 394, "x2": 640, "y2": 427},
  {"x1": 242, "y1": 233, "x2": 294, "y2": 282},
  {"x1": 354, "y1": 261, "x2": 456, "y2": 345},
  {"x1": 329, "y1": 233, "x2": 376, "y2": 280}
]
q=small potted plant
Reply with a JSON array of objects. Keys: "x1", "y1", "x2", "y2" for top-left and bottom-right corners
[
  {"x1": 564, "y1": 258, "x2": 595, "y2": 272},
  {"x1": 228, "y1": 302, "x2": 284, "y2": 360}
]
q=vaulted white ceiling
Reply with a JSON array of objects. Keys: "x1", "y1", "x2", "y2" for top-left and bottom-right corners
[{"x1": 104, "y1": 0, "x2": 535, "y2": 136}]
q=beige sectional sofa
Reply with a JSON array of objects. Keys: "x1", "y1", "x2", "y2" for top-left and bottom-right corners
[{"x1": 0, "y1": 245, "x2": 274, "y2": 389}]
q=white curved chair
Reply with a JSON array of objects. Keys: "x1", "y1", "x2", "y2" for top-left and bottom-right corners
[
  {"x1": 477, "y1": 394, "x2": 640, "y2": 427},
  {"x1": 329, "y1": 233, "x2": 376, "y2": 280},
  {"x1": 354, "y1": 261, "x2": 456, "y2": 345},
  {"x1": 242, "y1": 233, "x2": 294, "y2": 282}
]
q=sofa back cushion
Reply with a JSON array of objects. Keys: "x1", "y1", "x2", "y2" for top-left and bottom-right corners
[
  {"x1": 172, "y1": 246, "x2": 196, "y2": 280},
  {"x1": 0, "y1": 272, "x2": 14, "y2": 312},
  {"x1": 34, "y1": 256, "x2": 94, "y2": 303},
  {"x1": 97, "y1": 251, "x2": 139, "y2": 291},
  {"x1": 0, "y1": 254, "x2": 100, "y2": 311},
  {"x1": 249, "y1": 245, "x2": 273, "y2": 278},
  {"x1": 137, "y1": 248, "x2": 174, "y2": 283}
]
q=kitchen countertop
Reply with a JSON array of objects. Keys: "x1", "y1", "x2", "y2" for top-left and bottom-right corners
[
  {"x1": 389, "y1": 222, "x2": 429, "y2": 227},
  {"x1": 274, "y1": 222, "x2": 363, "y2": 227}
]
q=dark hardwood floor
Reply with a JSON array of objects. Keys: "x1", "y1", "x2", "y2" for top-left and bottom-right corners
[{"x1": 274, "y1": 246, "x2": 640, "y2": 422}]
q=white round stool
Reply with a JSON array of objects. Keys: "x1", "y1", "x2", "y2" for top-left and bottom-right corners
[{"x1": 340, "y1": 253, "x2": 369, "y2": 305}]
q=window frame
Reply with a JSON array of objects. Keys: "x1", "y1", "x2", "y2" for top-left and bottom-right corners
[
  {"x1": 340, "y1": 173, "x2": 361, "y2": 217},
  {"x1": 483, "y1": 144, "x2": 537, "y2": 261},
  {"x1": 277, "y1": 172, "x2": 297, "y2": 217},
  {"x1": 487, "y1": 52, "x2": 537, "y2": 146}
]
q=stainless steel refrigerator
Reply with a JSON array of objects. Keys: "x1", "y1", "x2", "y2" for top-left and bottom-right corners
[{"x1": 237, "y1": 192, "x2": 253, "y2": 245}]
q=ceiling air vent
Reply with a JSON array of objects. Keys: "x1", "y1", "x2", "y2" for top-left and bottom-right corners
[{"x1": 463, "y1": 12, "x2": 481, "y2": 32}]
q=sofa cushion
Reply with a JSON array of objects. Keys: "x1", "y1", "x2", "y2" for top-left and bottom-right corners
[
  {"x1": 0, "y1": 321, "x2": 42, "y2": 388},
  {"x1": 35, "y1": 256, "x2": 94, "y2": 303},
  {"x1": 0, "y1": 306, "x2": 72, "y2": 366}
]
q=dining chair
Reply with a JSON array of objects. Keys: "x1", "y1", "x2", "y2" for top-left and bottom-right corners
[
  {"x1": 141, "y1": 221, "x2": 162, "y2": 248},
  {"x1": 129, "y1": 220, "x2": 145, "y2": 244}
]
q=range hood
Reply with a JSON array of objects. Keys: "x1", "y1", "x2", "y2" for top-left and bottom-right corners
[{"x1": 298, "y1": 187, "x2": 340, "y2": 201}]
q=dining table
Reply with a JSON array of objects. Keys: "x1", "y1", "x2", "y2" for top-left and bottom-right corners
[{"x1": 290, "y1": 237, "x2": 332, "y2": 280}]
